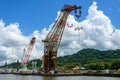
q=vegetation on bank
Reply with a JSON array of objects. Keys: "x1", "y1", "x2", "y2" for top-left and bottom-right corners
[
  {"x1": 57, "y1": 48, "x2": 120, "y2": 70},
  {"x1": 1, "y1": 48, "x2": 120, "y2": 70}
]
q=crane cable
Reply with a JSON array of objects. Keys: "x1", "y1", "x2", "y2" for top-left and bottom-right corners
[{"x1": 74, "y1": 26, "x2": 83, "y2": 48}]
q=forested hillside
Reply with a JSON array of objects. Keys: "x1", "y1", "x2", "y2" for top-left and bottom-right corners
[
  {"x1": 3, "y1": 48, "x2": 120, "y2": 70},
  {"x1": 57, "y1": 48, "x2": 120, "y2": 70}
]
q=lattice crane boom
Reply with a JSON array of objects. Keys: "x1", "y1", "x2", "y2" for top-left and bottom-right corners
[
  {"x1": 22, "y1": 37, "x2": 36, "y2": 65},
  {"x1": 42, "y1": 4, "x2": 82, "y2": 73}
]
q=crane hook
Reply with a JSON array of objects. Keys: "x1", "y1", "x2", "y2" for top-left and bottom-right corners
[{"x1": 74, "y1": 6, "x2": 82, "y2": 19}]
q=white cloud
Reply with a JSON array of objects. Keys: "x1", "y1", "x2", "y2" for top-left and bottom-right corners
[
  {"x1": 58, "y1": 1, "x2": 120, "y2": 55},
  {"x1": 0, "y1": 1, "x2": 120, "y2": 65},
  {"x1": 0, "y1": 20, "x2": 43, "y2": 65},
  {"x1": 83, "y1": 39, "x2": 96, "y2": 47}
]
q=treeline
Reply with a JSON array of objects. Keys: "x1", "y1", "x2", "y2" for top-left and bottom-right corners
[{"x1": 2, "y1": 48, "x2": 120, "y2": 70}]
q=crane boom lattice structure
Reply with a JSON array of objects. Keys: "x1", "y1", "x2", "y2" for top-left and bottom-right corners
[
  {"x1": 22, "y1": 37, "x2": 36, "y2": 70},
  {"x1": 42, "y1": 4, "x2": 82, "y2": 73}
]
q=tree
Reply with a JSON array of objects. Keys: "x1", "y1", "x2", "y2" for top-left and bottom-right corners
[{"x1": 111, "y1": 59, "x2": 120, "y2": 69}]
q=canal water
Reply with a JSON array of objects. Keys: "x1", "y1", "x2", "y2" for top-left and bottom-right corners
[{"x1": 0, "y1": 74, "x2": 120, "y2": 80}]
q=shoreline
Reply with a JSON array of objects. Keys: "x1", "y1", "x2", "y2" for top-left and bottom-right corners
[{"x1": 12, "y1": 72, "x2": 120, "y2": 77}]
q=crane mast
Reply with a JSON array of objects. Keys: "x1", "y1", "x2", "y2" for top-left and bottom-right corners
[
  {"x1": 42, "y1": 4, "x2": 82, "y2": 73},
  {"x1": 22, "y1": 37, "x2": 36, "y2": 70}
]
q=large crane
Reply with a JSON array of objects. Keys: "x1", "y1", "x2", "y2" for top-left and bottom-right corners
[
  {"x1": 42, "y1": 4, "x2": 82, "y2": 73},
  {"x1": 21, "y1": 37, "x2": 36, "y2": 70}
]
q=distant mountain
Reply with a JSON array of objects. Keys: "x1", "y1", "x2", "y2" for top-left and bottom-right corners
[
  {"x1": 57, "y1": 48, "x2": 120, "y2": 70},
  {"x1": 57, "y1": 48, "x2": 120, "y2": 64},
  {"x1": 2, "y1": 48, "x2": 120, "y2": 70}
]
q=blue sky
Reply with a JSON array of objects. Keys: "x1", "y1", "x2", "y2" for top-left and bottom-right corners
[{"x1": 0, "y1": 0, "x2": 120, "y2": 35}]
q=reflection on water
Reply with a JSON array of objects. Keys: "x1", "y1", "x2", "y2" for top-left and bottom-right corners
[
  {"x1": 42, "y1": 76, "x2": 120, "y2": 80},
  {"x1": 42, "y1": 77, "x2": 56, "y2": 80},
  {"x1": 0, "y1": 74, "x2": 120, "y2": 80}
]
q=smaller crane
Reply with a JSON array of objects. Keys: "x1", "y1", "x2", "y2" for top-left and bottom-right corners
[{"x1": 21, "y1": 37, "x2": 36, "y2": 71}]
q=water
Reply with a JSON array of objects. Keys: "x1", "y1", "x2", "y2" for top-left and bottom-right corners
[{"x1": 0, "y1": 74, "x2": 120, "y2": 80}]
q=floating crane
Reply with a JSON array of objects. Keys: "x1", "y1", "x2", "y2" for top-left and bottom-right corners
[
  {"x1": 42, "y1": 4, "x2": 82, "y2": 73},
  {"x1": 21, "y1": 37, "x2": 36, "y2": 70}
]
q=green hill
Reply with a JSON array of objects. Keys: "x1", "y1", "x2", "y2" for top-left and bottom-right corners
[
  {"x1": 58, "y1": 48, "x2": 120, "y2": 64},
  {"x1": 57, "y1": 48, "x2": 120, "y2": 70},
  {"x1": 3, "y1": 48, "x2": 120, "y2": 70}
]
